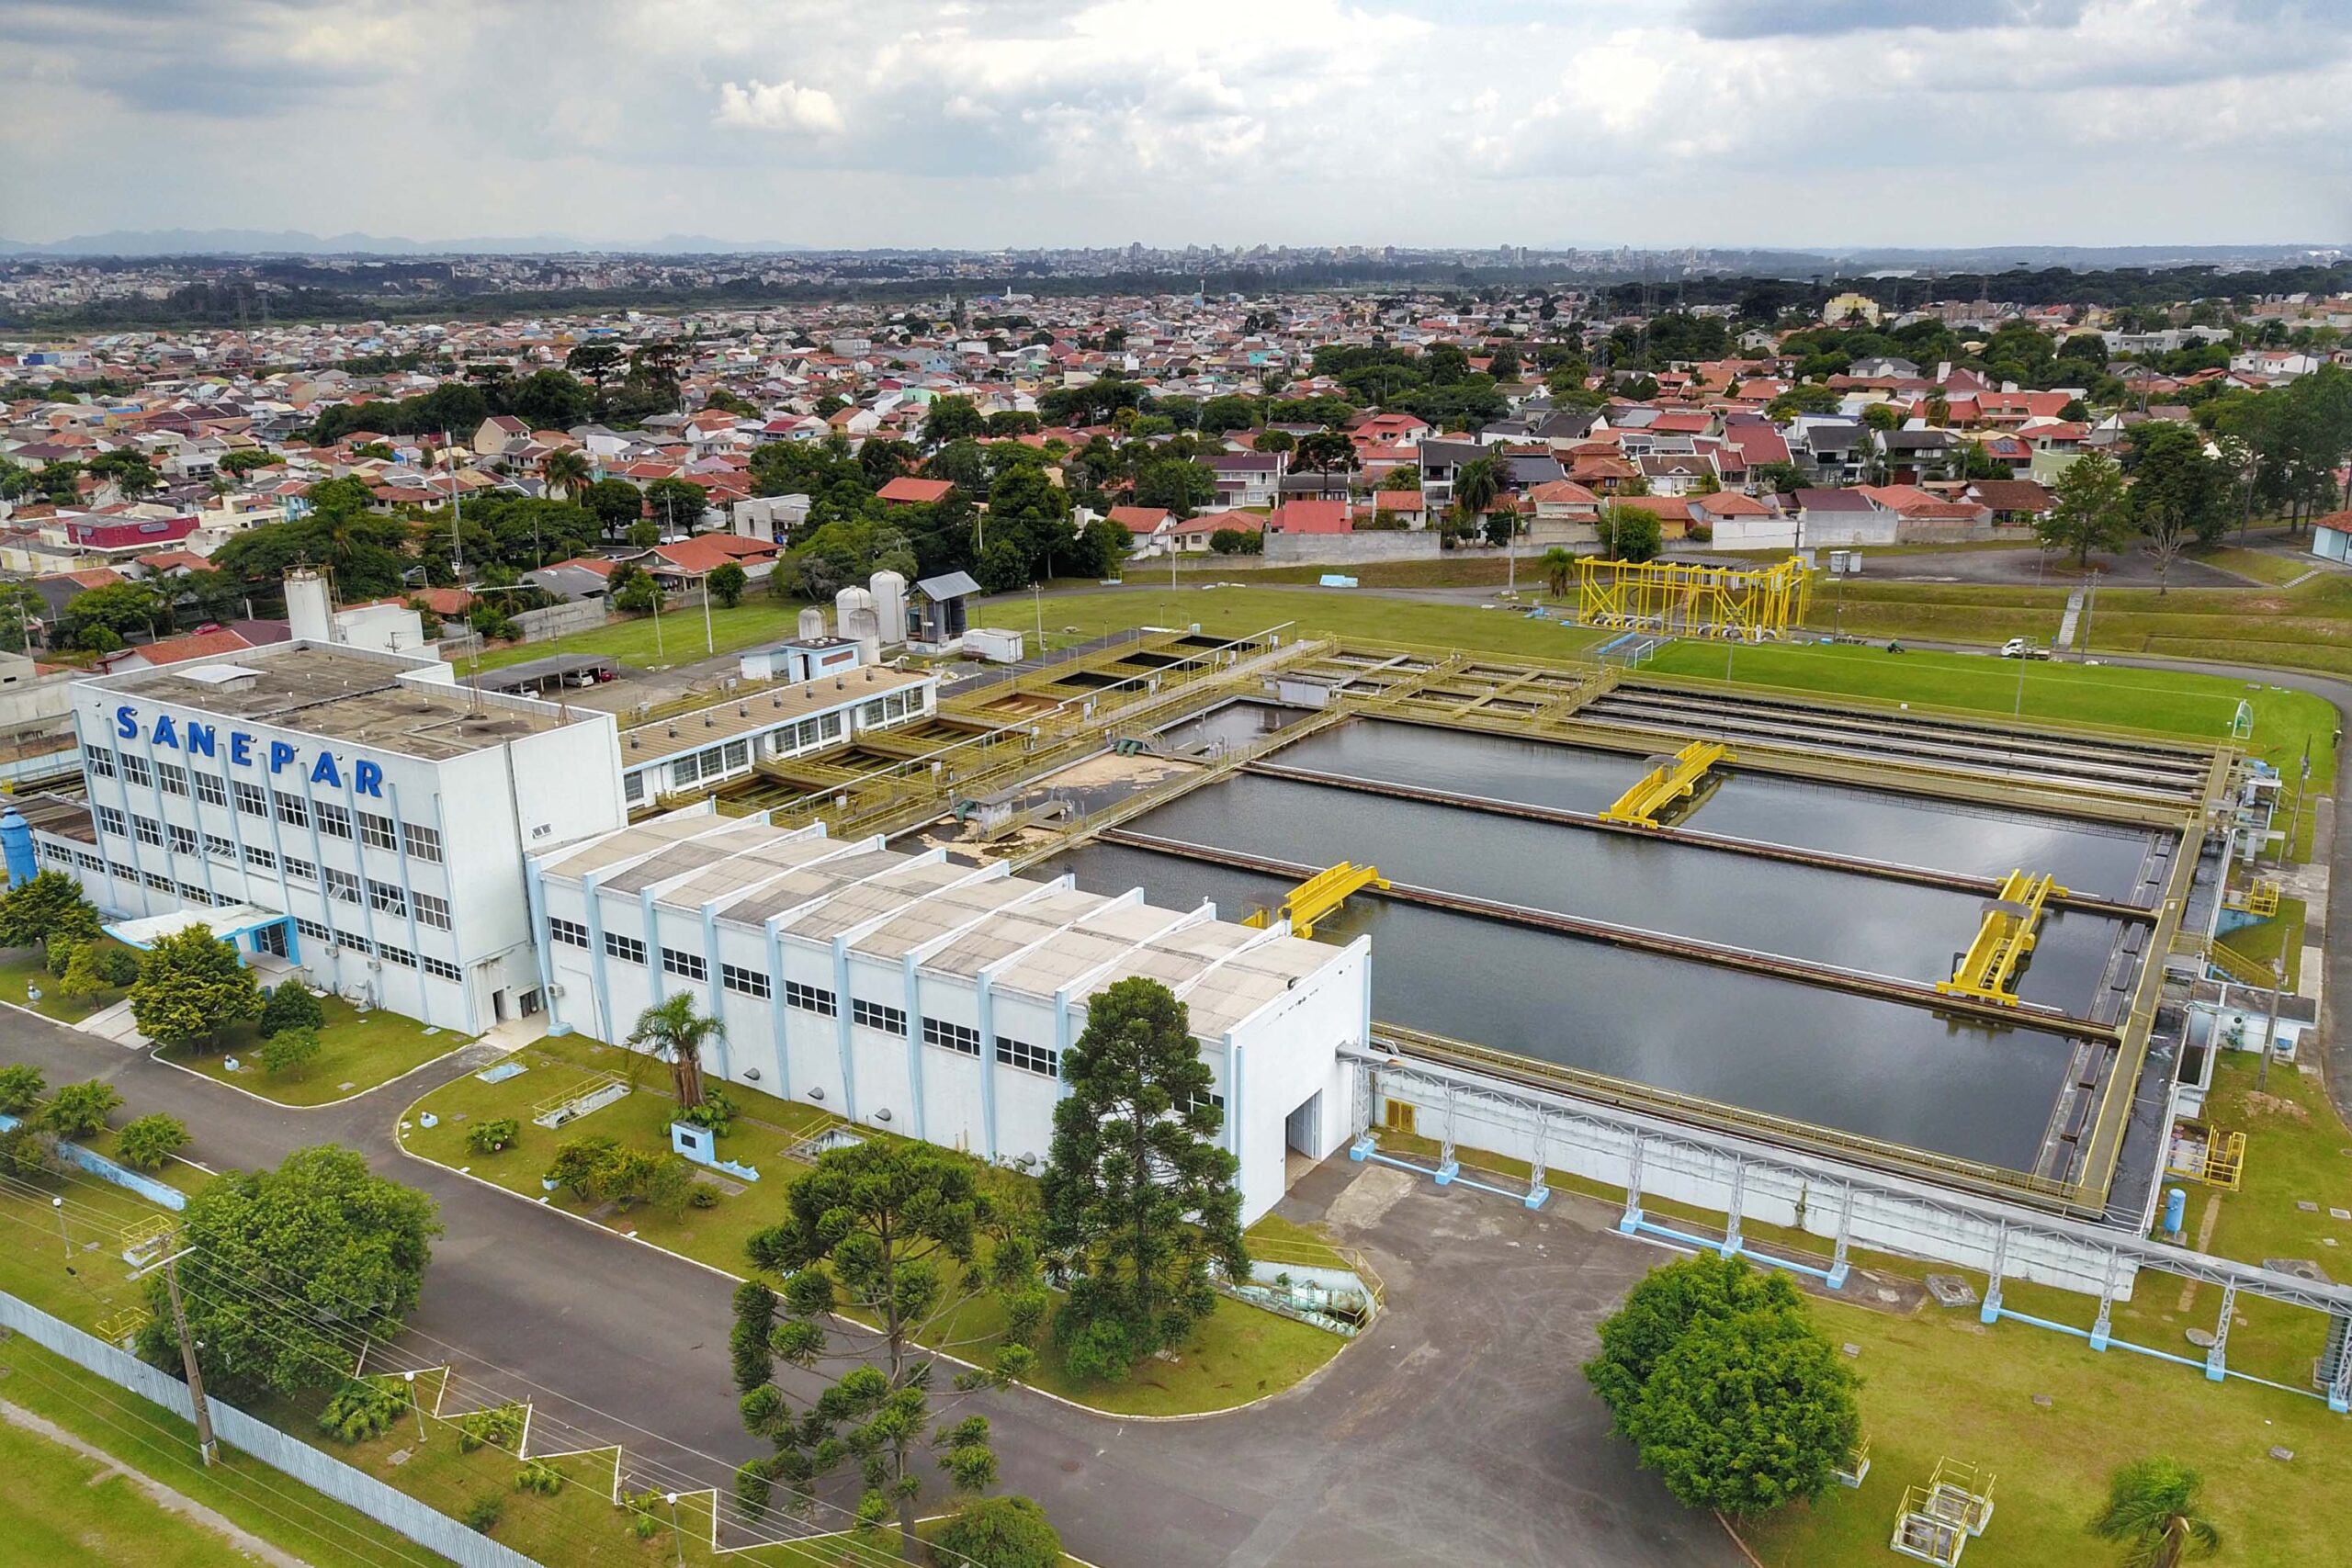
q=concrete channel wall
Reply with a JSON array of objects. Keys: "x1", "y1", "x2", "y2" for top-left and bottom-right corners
[{"x1": 1374, "y1": 1070, "x2": 2142, "y2": 1299}]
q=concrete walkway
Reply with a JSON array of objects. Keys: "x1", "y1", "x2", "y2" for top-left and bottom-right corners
[{"x1": 0, "y1": 1396, "x2": 312, "y2": 1568}]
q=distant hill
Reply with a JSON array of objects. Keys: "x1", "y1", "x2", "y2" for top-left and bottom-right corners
[{"x1": 0, "y1": 230, "x2": 808, "y2": 258}]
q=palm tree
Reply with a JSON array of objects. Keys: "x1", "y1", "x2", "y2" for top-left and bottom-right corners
[
  {"x1": 2089, "y1": 1458, "x2": 2221, "y2": 1568},
  {"x1": 1542, "y1": 547, "x2": 1575, "y2": 597},
  {"x1": 540, "y1": 447, "x2": 592, "y2": 502},
  {"x1": 628, "y1": 993, "x2": 724, "y2": 1111},
  {"x1": 1453, "y1": 455, "x2": 1504, "y2": 521}
]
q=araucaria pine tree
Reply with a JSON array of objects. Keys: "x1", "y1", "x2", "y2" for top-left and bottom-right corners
[{"x1": 1039, "y1": 976, "x2": 1248, "y2": 1382}]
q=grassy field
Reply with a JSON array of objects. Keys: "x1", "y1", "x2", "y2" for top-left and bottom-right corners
[
  {"x1": 0, "y1": 942, "x2": 138, "y2": 1025},
  {"x1": 160, "y1": 994, "x2": 468, "y2": 1106},
  {"x1": 466, "y1": 597, "x2": 812, "y2": 672},
  {"x1": 2214, "y1": 895, "x2": 2307, "y2": 993},
  {"x1": 400, "y1": 1033, "x2": 1348, "y2": 1418},
  {"x1": 1040, "y1": 584, "x2": 1606, "y2": 661},
  {"x1": 0, "y1": 1404, "x2": 255, "y2": 1568}
]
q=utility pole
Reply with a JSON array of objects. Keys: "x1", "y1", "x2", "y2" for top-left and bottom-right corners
[
  {"x1": 2278, "y1": 738, "x2": 2311, "y2": 868},
  {"x1": 157, "y1": 1247, "x2": 220, "y2": 1465},
  {"x1": 2257, "y1": 954, "x2": 2284, "y2": 1093}
]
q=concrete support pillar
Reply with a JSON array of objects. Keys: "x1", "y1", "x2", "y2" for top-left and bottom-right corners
[
  {"x1": 1826, "y1": 1183, "x2": 1855, "y2": 1290},
  {"x1": 1524, "y1": 1113, "x2": 1551, "y2": 1211},
  {"x1": 1432, "y1": 1084, "x2": 1460, "y2": 1185},
  {"x1": 1979, "y1": 1221, "x2": 2009, "y2": 1325},
  {"x1": 1620, "y1": 1134, "x2": 1645, "y2": 1233},
  {"x1": 1719, "y1": 1156, "x2": 1746, "y2": 1259}
]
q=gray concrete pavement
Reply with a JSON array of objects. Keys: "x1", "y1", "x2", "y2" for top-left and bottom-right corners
[{"x1": 0, "y1": 1012, "x2": 1734, "y2": 1567}]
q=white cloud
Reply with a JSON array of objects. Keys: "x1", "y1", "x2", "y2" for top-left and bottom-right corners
[{"x1": 713, "y1": 78, "x2": 844, "y2": 135}]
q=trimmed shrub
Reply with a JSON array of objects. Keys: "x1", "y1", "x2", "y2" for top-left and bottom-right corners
[
  {"x1": 462, "y1": 1495, "x2": 503, "y2": 1534},
  {"x1": 933, "y1": 1495, "x2": 1064, "y2": 1568},
  {"x1": 258, "y1": 985, "x2": 326, "y2": 1040},
  {"x1": 467, "y1": 1118, "x2": 521, "y2": 1156},
  {"x1": 318, "y1": 1377, "x2": 408, "y2": 1445},
  {"x1": 258, "y1": 1028, "x2": 322, "y2": 1079},
  {"x1": 115, "y1": 1113, "x2": 190, "y2": 1171},
  {"x1": 514, "y1": 1460, "x2": 566, "y2": 1496},
  {"x1": 0, "y1": 1063, "x2": 44, "y2": 1115},
  {"x1": 41, "y1": 1079, "x2": 122, "y2": 1139},
  {"x1": 456, "y1": 1403, "x2": 525, "y2": 1454}
]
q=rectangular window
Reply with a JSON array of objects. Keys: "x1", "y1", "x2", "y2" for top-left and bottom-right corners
[
  {"x1": 995, "y1": 1035, "x2": 1059, "y2": 1077},
  {"x1": 325, "y1": 867, "x2": 361, "y2": 904},
  {"x1": 178, "y1": 882, "x2": 210, "y2": 905},
  {"x1": 624, "y1": 773, "x2": 646, "y2": 804},
  {"x1": 421, "y1": 954, "x2": 462, "y2": 983},
  {"x1": 40, "y1": 842, "x2": 70, "y2": 866},
  {"x1": 85, "y1": 746, "x2": 117, "y2": 779},
  {"x1": 243, "y1": 843, "x2": 277, "y2": 872},
  {"x1": 720, "y1": 962, "x2": 768, "y2": 998},
  {"x1": 194, "y1": 772, "x2": 227, "y2": 807},
  {"x1": 356, "y1": 812, "x2": 397, "y2": 852},
  {"x1": 95, "y1": 805, "x2": 126, "y2": 839},
  {"x1": 142, "y1": 870, "x2": 173, "y2": 892},
  {"x1": 295, "y1": 916, "x2": 331, "y2": 942},
  {"x1": 132, "y1": 815, "x2": 163, "y2": 847},
  {"x1": 923, "y1": 1017, "x2": 981, "y2": 1056},
  {"x1": 335, "y1": 928, "x2": 374, "y2": 955},
  {"x1": 605, "y1": 932, "x2": 645, "y2": 964},
  {"x1": 157, "y1": 763, "x2": 187, "y2": 797},
  {"x1": 851, "y1": 998, "x2": 906, "y2": 1034},
  {"x1": 205, "y1": 832, "x2": 236, "y2": 862},
  {"x1": 167, "y1": 824, "x2": 198, "y2": 855},
  {"x1": 368, "y1": 879, "x2": 407, "y2": 917},
  {"x1": 233, "y1": 780, "x2": 268, "y2": 818},
  {"x1": 283, "y1": 856, "x2": 316, "y2": 884},
  {"x1": 661, "y1": 947, "x2": 707, "y2": 983},
  {"x1": 379, "y1": 944, "x2": 416, "y2": 969},
  {"x1": 75, "y1": 851, "x2": 104, "y2": 873},
  {"x1": 784, "y1": 979, "x2": 836, "y2": 1016},
  {"x1": 275, "y1": 791, "x2": 309, "y2": 829},
  {"x1": 122, "y1": 753, "x2": 153, "y2": 787},
  {"x1": 401, "y1": 823, "x2": 443, "y2": 863},
  {"x1": 316, "y1": 802, "x2": 352, "y2": 840},
  {"x1": 413, "y1": 892, "x2": 451, "y2": 931},
  {"x1": 723, "y1": 739, "x2": 750, "y2": 770},
  {"x1": 548, "y1": 917, "x2": 589, "y2": 948}
]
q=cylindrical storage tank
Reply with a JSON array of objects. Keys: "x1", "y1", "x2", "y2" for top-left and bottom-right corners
[
  {"x1": 833, "y1": 585, "x2": 872, "y2": 634},
  {"x1": 797, "y1": 605, "x2": 829, "y2": 639},
  {"x1": 842, "y1": 605, "x2": 882, "y2": 666},
  {"x1": 0, "y1": 807, "x2": 34, "y2": 889},
  {"x1": 868, "y1": 570, "x2": 907, "y2": 648},
  {"x1": 284, "y1": 568, "x2": 334, "y2": 643}
]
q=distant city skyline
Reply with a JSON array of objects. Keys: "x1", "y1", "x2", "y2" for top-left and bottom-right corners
[{"x1": 5, "y1": 0, "x2": 2348, "y2": 251}]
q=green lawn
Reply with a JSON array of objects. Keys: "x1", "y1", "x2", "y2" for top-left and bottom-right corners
[
  {"x1": 2214, "y1": 895, "x2": 2307, "y2": 993},
  {"x1": 401, "y1": 1033, "x2": 1347, "y2": 1417},
  {"x1": 466, "y1": 597, "x2": 812, "y2": 672},
  {"x1": 0, "y1": 942, "x2": 137, "y2": 1025},
  {"x1": 161, "y1": 994, "x2": 468, "y2": 1106},
  {"x1": 1040, "y1": 585, "x2": 1606, "y2": 662}
]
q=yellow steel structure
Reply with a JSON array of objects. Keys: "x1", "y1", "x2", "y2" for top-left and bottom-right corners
[
  {"x1": 1599, "y1": 739, "x2": 1730, "y2": 828},
  {"x1": 2167, "y1": 1120, "x2": 2246, "y2": 1190},
  {"x1": 1938, "y1": 870, "x2": 2065, "y2": 1004},
  {"x1": 1243, "y1": 861, "x2": 1390, "y2": 940},
  {"x1": 1573, "y1": 554, "x2": 1812, "y2": 642},
  {"x1": 2225, "y1": 880, "x2": 2281, "y2": 917}
]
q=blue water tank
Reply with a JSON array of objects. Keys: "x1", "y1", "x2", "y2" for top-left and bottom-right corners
[
  {"x1": 2164, "y1": 1186, "x2": 2188, "y2": 1236},
  {"x1": 0, "y1": 807, "x2": 33, "y2": 890}
]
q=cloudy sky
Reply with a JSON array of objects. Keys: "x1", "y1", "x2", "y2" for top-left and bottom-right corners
[{"x1": 3, "y1": 0, "x2": 2346, "y2": 248}]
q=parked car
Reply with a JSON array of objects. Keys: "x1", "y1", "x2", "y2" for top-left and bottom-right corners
[{"x1": 1999, "y1": 637, "x2": 2051, "y2": 660}]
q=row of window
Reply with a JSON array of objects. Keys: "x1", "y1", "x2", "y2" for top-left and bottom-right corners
[
  {"x1": 96, "y1": 810, "x2": 449, "y2": 931},
  {"x1": 87, "y1": 747, "x2": 442, "y2": 862},
  {"x1": 851, "y1": 998, "x2": 905, "y2": 1034},
  {"x1": 670, "y1": 739, "x2": 753, "y2": 791},
  {"x1": 662, "y1": 946, "x2": 707, "y2": 983},
  {"x1": 283, "y1": 916, "x2": 460, "y2": 982}
]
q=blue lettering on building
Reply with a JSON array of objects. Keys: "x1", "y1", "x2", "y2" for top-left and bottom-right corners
[{"x1": 107, "y1": 705, "x2": 382, "y2": 795}]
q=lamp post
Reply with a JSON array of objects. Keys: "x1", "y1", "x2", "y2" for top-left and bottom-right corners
[{"x1": 404, "y1": 1369, "x2": 427, "y2": 1441}]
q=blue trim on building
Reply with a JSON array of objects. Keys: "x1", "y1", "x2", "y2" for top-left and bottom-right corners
[
  {"x1": 764, "y1": 919, "x2": 793, "y2": 1099},
  {"x1": 383, "y1": 779, "x2": 433, "y2": 1028},
  {"x1": 975, "y1": 972, "x2": 1000, "y2": 1160},
  {"x1": 902, "y1": 954, "x2": 926, "y2": 1144},
  {"x1": 831, "y1": 937, "x2": 859, "y2": 1122},
  {"x1": 582, "y1": 873, "x2": 616, "y2": 1043}
]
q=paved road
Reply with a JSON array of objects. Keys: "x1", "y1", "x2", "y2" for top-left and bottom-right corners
[{"x1": 0, "y1": 1018, "x2": 1733, "y2": 1568}]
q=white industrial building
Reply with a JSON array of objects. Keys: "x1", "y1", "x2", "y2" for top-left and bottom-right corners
[{"x1": 527, "y1": 808, "x2": 1368, "y2": 1224}]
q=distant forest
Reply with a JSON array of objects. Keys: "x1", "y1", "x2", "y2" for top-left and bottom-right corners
[{"x1": 6, "y1": 256, "x2": 2348, "y2": 333}]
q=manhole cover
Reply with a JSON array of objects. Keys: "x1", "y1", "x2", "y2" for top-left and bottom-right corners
[
  {"x1": 1925, "y1": 1274, "x2": 1979, "y2": 1309},
  {"x1": 2264, "y1": 1258, "x2": 2329, "y2": 1282},
  {"x1": 2186, "y1": 1328, "x2": 2217, "y2": 1348}
]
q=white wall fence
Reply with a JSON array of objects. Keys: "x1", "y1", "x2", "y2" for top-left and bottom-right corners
[{"x1": 0, "y1": 1289, "x2": 544, "y2": 1568}]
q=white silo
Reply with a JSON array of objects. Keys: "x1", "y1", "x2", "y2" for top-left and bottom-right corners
[
  {"x1": 868, "y1": 570, "x2": 908, "y2": 649},
  {"x1": 797, "y1": 605, "x2": 829, "y2": 640},
  {"x1": 835, "y1": 586, "x2": 881, "y2": 665},
  {"x1": 284, "y1": 568, "x2": 334, "y2": 644}
]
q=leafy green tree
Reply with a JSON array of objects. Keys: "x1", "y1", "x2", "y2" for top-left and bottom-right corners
[
  {"x1": 2124, "y1": 422, "x2": 2230, "y2": 555},
  {"x1": 1586, "y1": 1255, "x2": 1859, "y2": 1516},
  {"x1": 258, "y1": 984, "x2": 325, "y2": 1039},
  {"x1": 86, "y1": 448, "x2": 162, "y2": 498},
  {"x1": 2040, "y1": 449, "x2": 2132, "y2": 567},
  {"x1": 1767, "y1": 384, "x2": 1842, "y2": 419},
  {"x1": 115, "y1": 1113, "x2": 190, "y2": 1171},
  {"x1": 1542, "y1": 546, "x2": 1576, "y2": 596},
  {"x1": 564, "y1": 342, "x2": 627, "y2": 393},
  {"x1": 40, "y1": 1078, "x2": 121, "y2": 1138},
  {"x1": 933, "y1": 1495, "x2": 1064, "y2": 1568},
  {"x1": 0, "y1": 1064, "x2": 44, "y2": 1114},
  {"x1": 628, "y1": 993, "x2": 723, "y2": 1110},
  {"x1": 1293, "y1": 430, "x2": 1357, "y2": 478},
  {"x1": 1070, "y1": 518, "x2": 1130, "y2": 579},
  {"x1": 62, "y1": 581, "x2": 170, "y2": 645},
  {"x1": 127, "y1": 925, "x2": 264, "y2": 1049},
  {"x1": 511, "y1": 369, "x2": 594, "y2": 432},
  {"x1": 581, "y1": 478, "x2": 644, "y2": 540},
  {"x1": 922, "y1": 396, "x2": 984, "y2": 447},
  {"x1": 0, "y1": 1122, "x2": 62, "y2": 1181},
  {"x1": 260, "y1": 1027, "x2": 322, "y2": 1079},
  {"x1": 1597, "y1": 503, "x2": 1664, "y2": 564},
  {"x1": 0, "y1": 579, "x2": 44, "y2": 653},
  {"x1": 140, "y1": 1145, "x2": 440, "y2": 1402},
  {"x1": 2088, "y1": 1457, "x2": 2222, "y2": 1568},
  {"x1": 707, "y1": 561, "x2": 748, "y2": 608},
  {"x1": 702, "y1": 388, "x2": 758, "y2": 419},
  {"x1": 642, "y1": 478, "x2": 709, "y2": 534},
  {"x1": 1040, "y1": 976, "x2": 1245, "y2": 1382},
  {"x1": 218, "y1": 447, "x2": 279, "y2": 477},
  {"x1": 0, "y1": 869, "x2": 102, "y2": 953},
  {"x1": 1132, "y1": 458, "x2": 1217, "y2": 519},
  {"x1": 740, "y1": 1142, "x2": 1042, "y2": 1557}
]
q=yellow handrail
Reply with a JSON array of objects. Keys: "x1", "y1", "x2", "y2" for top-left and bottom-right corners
[
  {"x1": 1599, "y1": 739, "x2": 1729, "y2": 828},
  {"x1": 1938, "y1": 869, "x2": 2064, "y2": 1004}
]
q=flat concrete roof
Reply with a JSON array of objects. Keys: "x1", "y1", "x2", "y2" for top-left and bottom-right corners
[
  {"x1": 619, "y1": 666, "x2": 932, "y2": 766},
  {"x1": 96, "y1": 644, "x2": 593, "y2": 762},
  {"x1": 13, "y1": 793, "x2": 96, "y2": 844}
]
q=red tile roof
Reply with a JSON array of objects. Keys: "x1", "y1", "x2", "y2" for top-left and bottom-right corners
[{"x1": 876, "y1": 476, "x2": 956, "y2": 504}]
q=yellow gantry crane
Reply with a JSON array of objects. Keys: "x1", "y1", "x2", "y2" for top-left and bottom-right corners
[
  {"x1": 1600, "y1": 740, "x2": 1730, "y2": 829},
  {"x1": 1244, "y1": 862, "x2": 1390, "y2": 940},
  {"x1": 1938, "y1": 870, "x2": 2064, "y2": 1004},
  {"x1": 1574, "y1": 555, "x2": 1812, "y2": 641}
]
